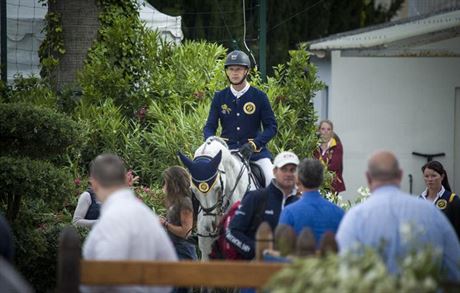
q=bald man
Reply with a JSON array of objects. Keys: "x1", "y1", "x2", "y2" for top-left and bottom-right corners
[{"x1": 336, "y1": 150, "x2": 460, "y2": 281}]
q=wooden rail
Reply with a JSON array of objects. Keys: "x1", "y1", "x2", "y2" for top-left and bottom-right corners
[
  {"x1": 80, "y1": 260, "x2": 284, "y2": 288},
  {"x1": 56, "y1": 223, "x2": 332, "y2": 292}
]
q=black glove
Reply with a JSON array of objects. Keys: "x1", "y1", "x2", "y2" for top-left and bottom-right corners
[{"x1": 239, "y1": 142, "x2": 255, "y2": 160}]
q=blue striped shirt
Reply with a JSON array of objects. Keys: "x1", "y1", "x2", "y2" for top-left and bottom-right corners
[{"x1": 336, "y1": 185, "x2": 460, "y2": 280}]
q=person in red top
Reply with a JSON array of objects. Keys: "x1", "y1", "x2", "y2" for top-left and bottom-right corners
[{"x1": 313, "y1": 120, "x2": 346, "y2": 194}]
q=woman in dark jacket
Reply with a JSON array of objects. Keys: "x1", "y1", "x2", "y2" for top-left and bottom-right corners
[
  {"x1": 72, "y1": 184, "x2": 100, "y2": 228},
  {"x1": 313, "y1": 120, "x2": 345, "y2": 194},
  {"x1": 420, "y1": 160, "x2": 460, "y2": 239}
]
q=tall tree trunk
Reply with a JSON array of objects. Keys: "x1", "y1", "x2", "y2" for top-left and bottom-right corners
[{"x1": 48, "y1": 0, "x2": 100, "y2": 90}]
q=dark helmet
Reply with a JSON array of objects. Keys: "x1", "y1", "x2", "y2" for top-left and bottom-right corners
[{"x1": 224, "y1": 50, "x2": 251, "y2": 68}]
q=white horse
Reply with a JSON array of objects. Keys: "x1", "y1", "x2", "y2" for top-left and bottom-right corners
[{"x1": 179, "y1": 136, "x2": 256, "y2": 260}]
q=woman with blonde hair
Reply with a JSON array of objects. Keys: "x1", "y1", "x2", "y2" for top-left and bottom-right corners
[
  {"x1": 313, "y1": 120, "x2": 345, "y2": 194},
  {"x1": 160, "y1": 166, "x2": 197, "y2": 260}
]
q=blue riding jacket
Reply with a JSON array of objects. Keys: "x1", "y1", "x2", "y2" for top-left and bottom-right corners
[
  {"x1": 203, "y1": 86, "x2": 277, "y2": 160},
  {"x1": 225, "y1": 181, "x2": 298, "y2": 259}
]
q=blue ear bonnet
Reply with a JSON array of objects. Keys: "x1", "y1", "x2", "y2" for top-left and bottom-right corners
[
  {"x1": 189, "y1": 156, "x2": 219, "y2": 182},
  {"x1": 178, "y1": 151, "x2": 222, "y2": 193}
]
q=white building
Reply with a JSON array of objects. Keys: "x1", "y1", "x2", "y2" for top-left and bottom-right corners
[
  {"x1": 5, "y1": 0, "x2": 183, "y2": 81},
  {"x1": 309, "y1": 8, "x2": 460, "y2": 199}
]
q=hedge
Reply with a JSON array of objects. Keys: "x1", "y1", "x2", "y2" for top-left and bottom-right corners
[
  {"x1": 0, "y1": 156, "x2": 73, "y2": 220},
  {"x1": 0, "y1": 103, "x2": 82, "y2": 159}
]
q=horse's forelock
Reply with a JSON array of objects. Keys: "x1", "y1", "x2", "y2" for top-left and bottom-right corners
[{"x1": 195, "y1": 137, "x2": 230, "y2": 161}]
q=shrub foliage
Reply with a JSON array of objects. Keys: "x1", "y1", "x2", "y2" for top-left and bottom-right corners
[{"x1": 0, "y1": 103, "x2": 82, "y2": 159}]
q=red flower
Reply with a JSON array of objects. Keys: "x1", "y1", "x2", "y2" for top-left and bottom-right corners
[
  {"x1": 135, "y1": 106, "x2": 147, "y2": 121},
  {"x1": 74, "y1": 177, "x2": 81, "y2": 186}
]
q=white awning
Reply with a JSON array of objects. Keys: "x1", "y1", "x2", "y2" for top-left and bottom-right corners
[{"x1": 309, "y1": 9, "x2": 460, "y2": 51}]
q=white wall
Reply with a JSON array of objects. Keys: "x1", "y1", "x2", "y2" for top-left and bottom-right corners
[
  {"x1": 311, "y1": 56, "x2": 331, "y2": 121},
  {"x1": 328, "y1": 39, "x2": 460, "y2": 199}
]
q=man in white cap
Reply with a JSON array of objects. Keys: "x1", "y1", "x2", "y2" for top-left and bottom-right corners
[{"x1": 225, "y1": 151, "x2": 300, "y2": 259}]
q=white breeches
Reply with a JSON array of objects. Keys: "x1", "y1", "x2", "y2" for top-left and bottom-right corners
[{"x1": 253, "y1": 158, "x2": 274, "y2": 187}]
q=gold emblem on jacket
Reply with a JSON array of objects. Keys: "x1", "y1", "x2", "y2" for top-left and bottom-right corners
[
  {"x1": 436, "y1": 199, "x2": 447, "y2": 210},
  {"x1": 243, "y1": 102, "x2": 256, "y2": 114}
]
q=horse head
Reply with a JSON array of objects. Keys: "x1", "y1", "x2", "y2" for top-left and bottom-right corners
[
  {"x1": 178, "y1": 149, "x2": 223, "y2": 204},
  {"x1": 179, "y1": 136, "x2": 250, "y2": 259}
]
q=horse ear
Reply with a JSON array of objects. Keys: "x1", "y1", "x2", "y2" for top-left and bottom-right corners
[
  {"x1": 210, "y1": 150, "x2": 222, "y2": 170},
  {"x1": 178, "y1": 152, "x2": 194, "y2": 170}
]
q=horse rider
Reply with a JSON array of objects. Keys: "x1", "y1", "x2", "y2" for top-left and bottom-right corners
[{"x1": 203, "y1": 50, "x2": 277, "y2": 187}]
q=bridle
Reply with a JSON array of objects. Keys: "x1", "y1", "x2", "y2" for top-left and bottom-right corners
[{"x1": 192, "y1": 152, "x2": 252, "y2": 239}]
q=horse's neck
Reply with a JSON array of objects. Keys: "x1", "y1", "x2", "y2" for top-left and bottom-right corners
[{"x1": 222, "y1": 154, "x2": 247, "y2": 203}]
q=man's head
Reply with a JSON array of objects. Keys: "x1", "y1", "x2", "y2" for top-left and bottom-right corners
[
  {"x1": 366, "y1": 150, "x2": 402, "y2": 191},
  {"x1": 273, "y1": 151, "x2": 299, "y2": 193},
  {"x1": 296, "y1": 159, "x2": 324, "y2": 191},
  {"x1": 224, "y1": 50, "x2": 250, "y2": 86},
  {"x1": 89, "y1": 154, "x2": 127, "y2": 202}
]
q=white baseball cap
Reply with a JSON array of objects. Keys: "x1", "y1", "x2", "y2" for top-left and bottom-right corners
[{"x1": 273, "y1": 151, "x2": 299, "y2": 168}]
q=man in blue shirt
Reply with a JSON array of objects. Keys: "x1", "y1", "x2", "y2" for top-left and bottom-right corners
[
  {"x1": 279, "y1": 158, "x2": 344, "y2": 243},
  {"x1": 203, "y1": 50, "x2": 277, "y2": 187},
  {"x1": 336, "y1": 150, "x2": 460, "y2": 281}
]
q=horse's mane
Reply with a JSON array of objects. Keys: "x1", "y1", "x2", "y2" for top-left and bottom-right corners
[
  {"x1": 206, "y1": 136, "x2": 228, "y2": 149},
  {"x1": 195, "y1": 136, "x2": 230, "y2": 159}
]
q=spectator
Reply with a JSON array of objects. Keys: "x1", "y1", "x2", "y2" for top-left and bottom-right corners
[
  {"x1": 420, "y1": 160, "x2": 460, "y2": 239},
  {"x1": 72, "y1": 183, "x2": 100, "y2": 228},
  {"x1": 226, "y1": 151, "x2": 299, "y2": 259},
  {"x1": 159, "y1": 166, "x2": 197, "y2": 260},
  {"x1": 314, "y1": 120, "x2": 345, "y2": 194},
  {"x1": 279, "y1": 158, "x2": 344, "y2": 243},
  {"x1": 82, "y1": 154, "x2": 177, "y2": 293},
  {"x1": 336, "y1": 150, "x2": 460, "y2": 281}
]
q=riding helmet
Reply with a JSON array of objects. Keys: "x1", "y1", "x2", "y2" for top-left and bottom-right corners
[{"x1": 224, "y1": 50, "x2": 251, "y2": 69}]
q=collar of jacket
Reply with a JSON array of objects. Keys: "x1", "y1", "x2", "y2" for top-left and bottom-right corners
[{"x1": 270, "y1": 179, "x2": 297, "y2": 199}]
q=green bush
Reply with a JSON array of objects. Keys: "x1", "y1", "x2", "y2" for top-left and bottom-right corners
[
  {"x1": 0, "y1": 156, "x2": 74, "y2": 221},
  {"x1": 0, "y1": 75, "x2": 58, "y2": 109},
  {"x1": 132, "y1": 185, "x2": 167, "y2": 215},
  {"x1": 266, "y1": 47, "x2": 324, "y2": 158},
  {"x1": 144, "y1": 101, "x2": 210, "y2": 181},
  {"x1": 10, "y1": 197, "x2": 87, "y2": 293},
  {"x1": 153, "y1": 41, "x2": 227, "y2": 100},
  {"x1": 73, "y1": 99, "x2": 128, "y2": 163},
  {"x1": 0, "y1": 103, "x2": 82, "y2": 159},
  {"x1": 78, "y1": 3, "x2": 164, "y2": 116}
]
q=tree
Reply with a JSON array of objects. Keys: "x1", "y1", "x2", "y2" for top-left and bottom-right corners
[{"x1": 151, "y1": 0, "x2": 403, "y2": 73}]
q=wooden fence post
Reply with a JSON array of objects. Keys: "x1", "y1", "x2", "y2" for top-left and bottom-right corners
[
  {"x1": 56, "y1": 226, "x2": 81, "y2": 293},
  {"x1": 318, "y1": 231, "x2": 338, "y2": 256},
  {"x1": 295, "y1": 228, "x2": 316, "y2": 257},
  {"x1": 255, "y1": 221, "x2": 273, "y2": 261},
  {"x1": 274, "y1": 224, "x2": 296, "y2": 257}
]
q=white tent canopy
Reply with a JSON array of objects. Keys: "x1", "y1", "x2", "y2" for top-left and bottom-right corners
[
  {"x1": 6, "y1": 0, "x2": 46, "y2": 81},
  {"x1": 139, "y1": 0, "x2": 183, "y2": 44},
  {"x1": 5, "y1": 0, "x2": 183, "y2": 81}
]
